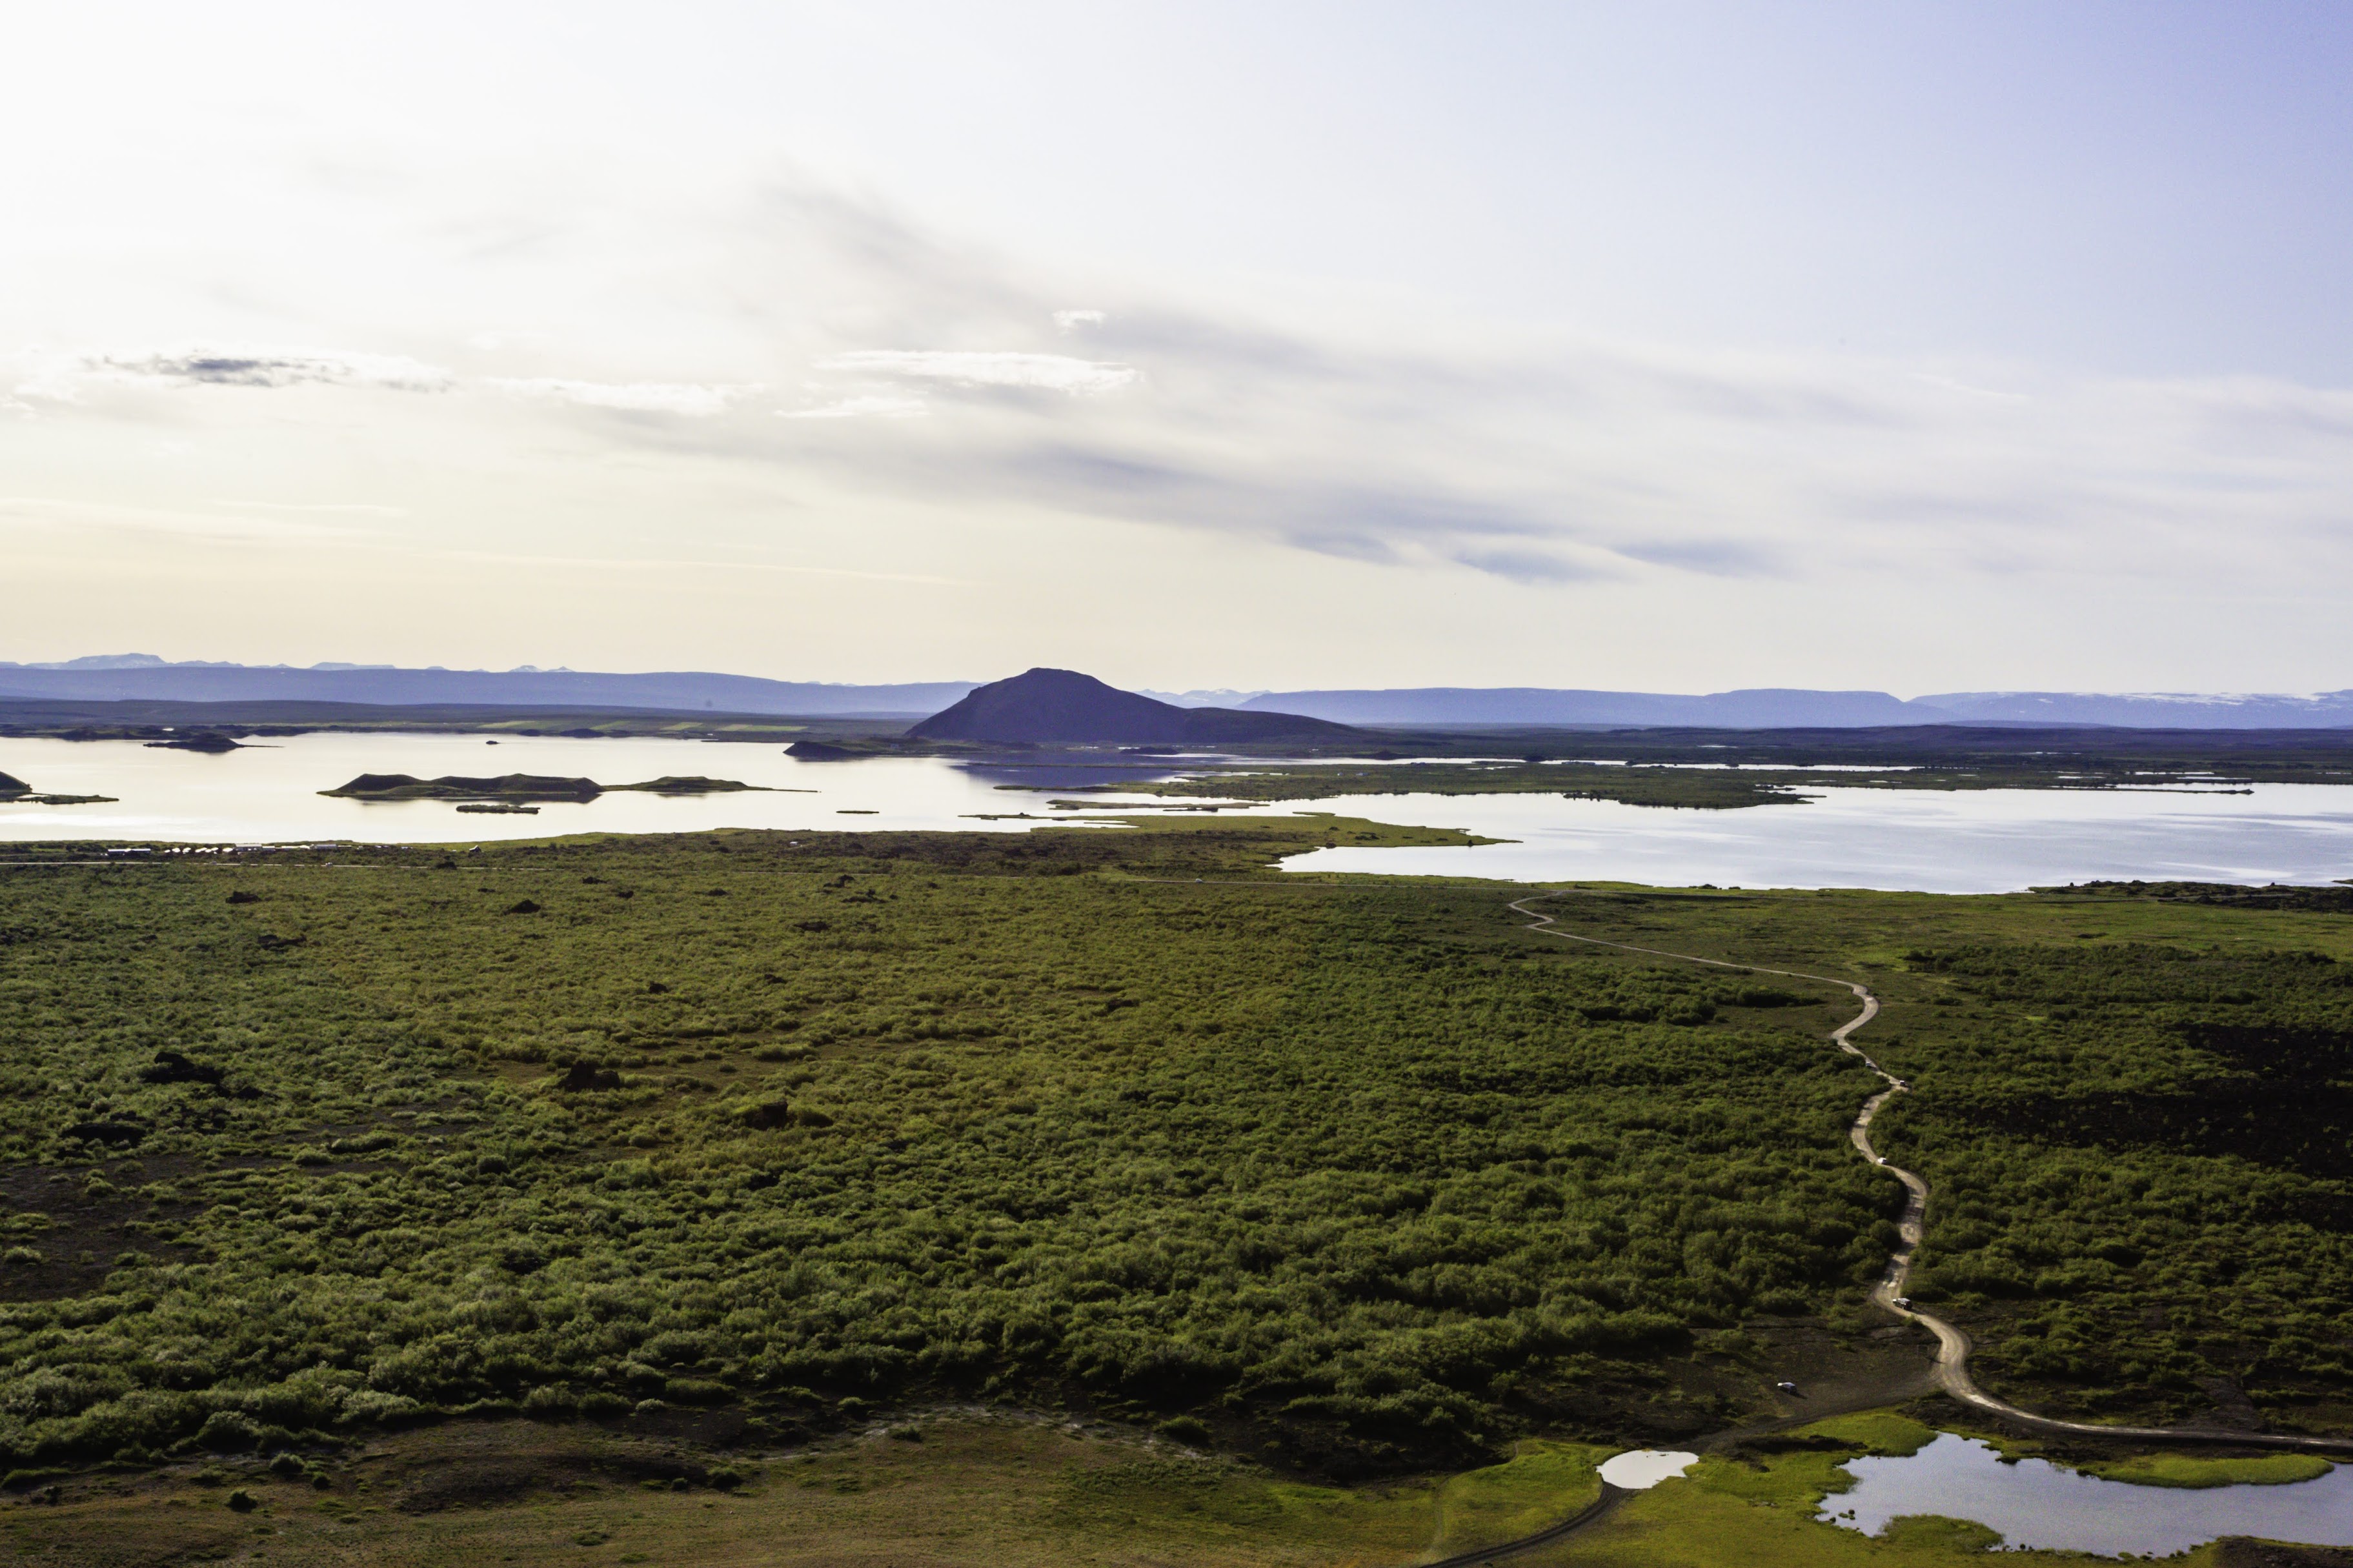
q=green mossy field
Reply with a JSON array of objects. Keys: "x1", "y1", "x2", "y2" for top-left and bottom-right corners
[{"x1": 0, "y1": 819, "x2": 2348, "y2": 1562}]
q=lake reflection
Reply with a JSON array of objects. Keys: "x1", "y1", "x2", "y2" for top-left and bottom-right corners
[{"x1": 1823, "y1": 1433, "x2": 2352, "y2": 1556}]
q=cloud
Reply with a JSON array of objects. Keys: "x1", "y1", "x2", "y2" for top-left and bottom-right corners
[
  {"x1": 1611, "y1": 538, "x2": 1790, "y2": 578},
  {"x1": 778, "y1": 394, "x2": 930, "y2": 420},
  {"x1": 11, "y1": 174, "x2": 2351, "y2": 610},
  {"x1": 815, "y1": 350, "x2": 1138, "y2": 395},
  {"x1": 487, "y1": 377, "x2": 754, "y2": 416},
  {"x1": 1444, "y1": 547, "x2": 1610, "y2": 584},
  {"x1": 12, "y1": 346, "x2": 453, "y2": 402},
  {"x1": 106, "y1": 348, "x2": 450, "y2": 392}
]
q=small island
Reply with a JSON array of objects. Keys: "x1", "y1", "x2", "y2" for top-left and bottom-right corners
[
  {"x1": 0, "y1": 770, "x2": 117, "y2": 806},
  {"x1": 142, "y1": 732, "x2": 245, "y2": 752},
  {"x1": 321, "y1": 772, "x2": 765, "y2": 802}
]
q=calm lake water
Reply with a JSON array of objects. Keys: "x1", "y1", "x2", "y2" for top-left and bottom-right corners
[
  {"x1": 1270, "y1": 781, "x2": 2353, "y2": 893},
  {"x1": 1822, "y1": 1433, "x2": 2352, "y2": 1556},
  {"x1": 0, "y1": 734, "x2": 1126, "y2": 845},
  {"x1": 5, "y1": 734, "x2": 2353, "y2": 893}
]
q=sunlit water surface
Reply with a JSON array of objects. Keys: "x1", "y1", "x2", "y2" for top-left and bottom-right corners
[
  {"x1": 5, "y1": 736, "x2": 2353, "y2": 892},
  {"x1": 1267, "y1": 782, "x2": 2353, "y2": 892},
  {"x1": 0, "y1": 734, "x2": 1109, "y2": 844},
  {"x1": 1822, "y1": 1434, "x2": 2352, "y2": 1556}
]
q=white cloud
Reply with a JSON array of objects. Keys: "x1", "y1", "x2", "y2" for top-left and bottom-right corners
[
  {"x1": 487, "y1": 377, "x2": 754, "y2": 416},
  {"x1": 7, "y1": 166, "x2": 2351, "y2": 687},
  {"x1": 779, "y1": 394, "x2": 931, "y2": 420},
  {"x1": 816, "y1": 350, "x2": 1138, "y2": 395},
  {"x1": 29, "y1": 347, "x2": 455, "y2": 396}
]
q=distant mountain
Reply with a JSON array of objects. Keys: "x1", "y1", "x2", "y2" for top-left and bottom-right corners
[
  {"x1": 10, "y1": 657, "x2": 2348, "y2": 730},
  {"x1": 909, "y1": 668, "x2": 1358, "y2": 745},
  {"x1": 1234, "y1": 687, "x2": 1931, "y2": 728},
  {"x1": 1915, "y1": 691, "x2": 2353, "y2": 729},
  {"x1": 1233, "y1": 686, "x2": 2353, "y2": 729},
  {"x1": 0, "y1": 659, "x2": 976, "y2": 716},
  {"x1": 1137, "y1": 688, "x2": 1273, "y2": 709}
]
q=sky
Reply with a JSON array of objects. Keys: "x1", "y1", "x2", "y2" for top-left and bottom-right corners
[{"x1": 4, "y1": 1, "x2": 2351, "y2": 694}]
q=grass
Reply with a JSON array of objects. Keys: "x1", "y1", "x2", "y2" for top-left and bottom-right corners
[
  {"x1": 0, "y1": 820, "x2": 1898, "y2": 1478},
  {"x1": 2074, "y1": 1451, "x2": 2336, "y2": 1488},
  {"x1": 0, "y1": 1416, "x2": 1451, "y2": 1568},
  {"x1": 2, "y1": 818, "x2": 2350, "y2": 1561},
  {"x1": 15, "y1": 1405, "x2": 2332, "y2": 1567},
  {"x1": 1423, "y1": 1438, "x2": 1606, "y2": 1553}
]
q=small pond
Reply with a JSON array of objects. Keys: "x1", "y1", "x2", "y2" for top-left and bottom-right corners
[{"x1": 1823, "y1": 1433, "x2": 2352, "y2": 1556}]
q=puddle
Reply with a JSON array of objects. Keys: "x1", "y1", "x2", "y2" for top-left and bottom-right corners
[
  {"x1": 1598, "y1": 1450, "x2": 1697, "y2": 1489},
  {"x1": 1823, "y1": 1433, "x2": 2352, "y2": 1556}
]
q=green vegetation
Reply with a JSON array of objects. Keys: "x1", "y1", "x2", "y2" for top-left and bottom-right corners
[
  {"x1": 1422, "y1": 1438, "x2": 1605, "y2": 1553},
  {"x1": 1075, "y1": 753, "x2": 2349, "y2": 812},
  {"x1": 1059, "y1": 761, "x2": 1810, "y2": 810},
  {"x1": 3, "y1": 823, "x2": 2351, "y2": 1563},
  {"x1": 2075, "y1": 1451, "x2": 2335, "y2": 1488},
  {"x1": 1516, "y1": 884, "x2": 2353, "y2": 1436},
  {"x1": 4, "y1": 818, "x2": 1902, "y2": 1478},
  {"x1": 14, "y1": 1405, "x2": 2314, "y2": 1567},
  {"x1": 0, "y1": 1415, "x2": 1532, "y2": 1568}
]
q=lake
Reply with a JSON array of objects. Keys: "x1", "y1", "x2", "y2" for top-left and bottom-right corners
[
  {"x1": 1269, "y1": 781, "x2": 2353, "y2": 893},
  {"x1": 1823, "y1": 1432, "x2": 2352, "y2": 1556},
  {"x1": 5, "y1": 734, "x2": 2353, "y2": 893}
]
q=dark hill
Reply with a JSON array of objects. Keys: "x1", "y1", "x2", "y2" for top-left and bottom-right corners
[{"x1": 908, "y1": 668, "x2": 1359, "y2": 746}]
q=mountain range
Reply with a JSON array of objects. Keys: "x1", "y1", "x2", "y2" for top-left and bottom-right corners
[{"x1": 5, "y1": 657, "x2": 2351, "y2": 729}]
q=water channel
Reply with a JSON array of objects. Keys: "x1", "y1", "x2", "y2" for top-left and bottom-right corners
[{"x1": 1823, "y1": 1433, "x2": 2352, "y2": 1556}]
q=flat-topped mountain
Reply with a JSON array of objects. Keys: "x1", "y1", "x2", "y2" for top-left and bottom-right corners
[{"x1": 908, "y1": 668, "x2": 1358, "y2": 746}]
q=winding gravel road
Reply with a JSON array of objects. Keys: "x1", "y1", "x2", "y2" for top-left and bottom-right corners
[{"x1": 1508, "y1": 891, "x2": 2353, "y2": 1458}]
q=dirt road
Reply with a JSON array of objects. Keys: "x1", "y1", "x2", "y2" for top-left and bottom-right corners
[{"x1": 1507, "y1": 890, "x2": 2353, "y2": 1459}]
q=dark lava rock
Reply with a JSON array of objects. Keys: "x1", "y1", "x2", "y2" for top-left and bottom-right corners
[
  {"x1": 226, "y1": 890, "x2": 261, "y2": 905},
  {"x1": 254, "y1": 932, "x2": 307, "y2": 950},
  {"x1": 139, "y1": 1050, "x2": 226, "y2": 1086},
  {"x1": 739, "y1": 1098, "x2": 793, "y2": 1131},
  {"x1": 504, "y1": 900, "x2": 541, "y2": 915},
  {"x1": 2212, "y1": 1542, "x2": 2353, "y2": 1568},
  {"x1": 144, "y1": 732, "x2": 243, "y2": 752},
  {"x1": 908, "y1": 667, "x2": 1358, "y2": 745},
  {"x1": 66, "y1": 1120, "x2": 148, "y2": 1147},
  {"x1": 558, "y1": 1063, "x2": 622, "y2": 1092}
]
